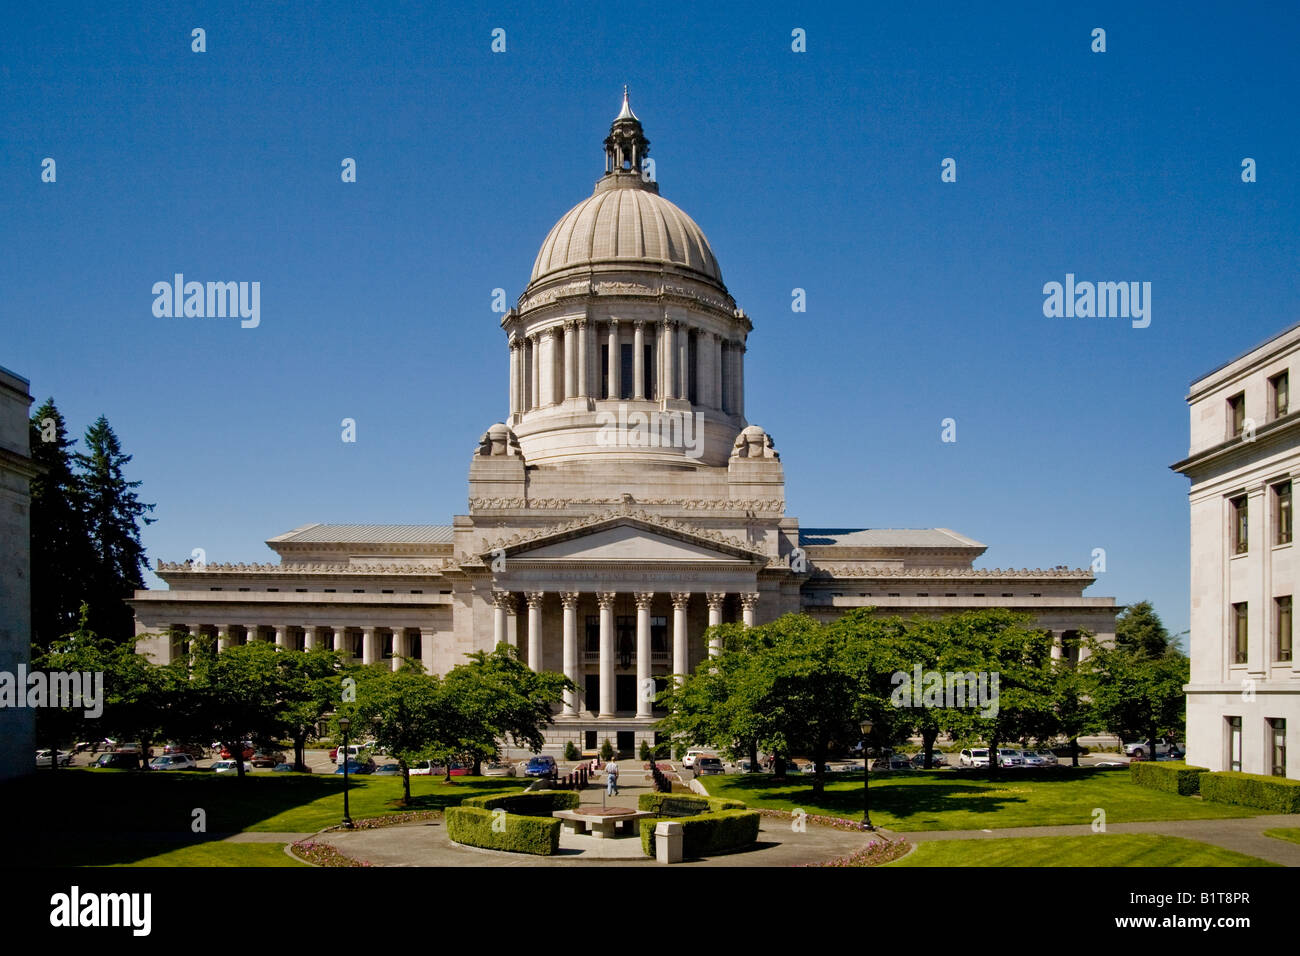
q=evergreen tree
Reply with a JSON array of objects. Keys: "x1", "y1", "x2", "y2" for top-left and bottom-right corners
[
  {"x1": 28, "y1": 399, "x2": 94, "y2": 651},
  {"x1": 75, "y1": 416, "x2": 155, "y2": 640},
  {"x1": 1115, "y1": 601, "x2": 1175, "y2": 659}
]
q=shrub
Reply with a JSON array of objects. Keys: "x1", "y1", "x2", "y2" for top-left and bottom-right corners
[
  {"x1": 461, "y1": 789, "x2": 580, "y2": 816},
  {"x1": 639, "y1": 740, "x2": 653, "y2": 761},
  {"x1": 564, "y1": 741, "x2": 580, "y2": 762},
  {"x1": 1200, "y1": 772, "x2": 1300, "y2": 813},
  {"x1": 1130, "y1": 761, "x2": 1209, "y2": 796},
  {"x1": 600, "y1": 738, "x2": 615, "y2": 761},
  {"x1": 445, "y1": 806, "x2": 560, "y2": 855},
  {"x1": 639, "y1": 809, "x2": 760, "y2": 857},
  {"x1": 637, "y1": 793, "x2": 745, "y2": 814}
]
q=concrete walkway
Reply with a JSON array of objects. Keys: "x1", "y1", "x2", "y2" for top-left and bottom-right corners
[{"x1": 891, "y1": 815, "x2": 1300, "y2": 866}]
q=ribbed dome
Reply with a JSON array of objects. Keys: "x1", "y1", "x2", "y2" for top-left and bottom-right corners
[{"x1": 530, "y1": 184, "x2": 723, "y2": 285}]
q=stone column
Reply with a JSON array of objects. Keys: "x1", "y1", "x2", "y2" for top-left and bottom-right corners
[
  {"x1": 661, "y1": 319, "x2": 676, "y2": 400},
  {"x1": 492, "y1": 591, "x2": 509, "y2": 647},
  {"x1": 633, "y1": 320, "x2": 646, "y2": 399},
  {"x1": 274, "y1": 624, "x2": 288, "y2": 650},
  {"x1": 736, "y1": 342, "x2": 746, "y2": 419},
  {"x1": 607, "y1": 320, "x2": 620, "y2": 400},
  {"x1": 671, "y1": 592, "x2": 690, "y2": 681},
  {"x1": 526, "y1": 591, "x2": 545, "y2": 671},
  {"x1": 508, "y1": 337, "x2": 520, "y2": 416},
  {"x1": 538, "y1": 328, "x2": 556, "y2": 406},
  {"x1": 420, "y1": 626, "x2": 436, "y2": 674},
  {"x1": 529, "y1": 335, "x2": 539, "y2": 410},
  {"x1": 303, "y1": 626, "x2": 315, "y2": 651},
  {"x1": 678, "y1": 328, "x2": 690, "y2": 403},
  {"x1": 362, "y1": 626, "x2": 378, "y2": 665},
  {"x1": 741, "y1": 592, "x2": 759, "y2": 628},
  {"x1": 389, "y1": 628, "x2": 402, "y2": 671},
  {"x1": 711, "y1": 333, "x2": 723, "y2": 409},
  {"x1": 576, "y1": 320, "x2": 589, "y2": 398},
  {"x1": 561, "y1": 592, "x2": 579, "y2": 715},
  {"x1": 598, "y1": 591, "x2": 617, "y2": 717},
  {"x1": 563, "y1": 321, "x2": 577, "y2": 399},
  {"x1": 217, "y1": 624, "x2": 233, "y2": 652},
  {"x1": 706, "y1": 592, "x2": 725, "y2": 656},
  {"x1": 1049, "y1": 631, "x2": 1063, "y2": 661},
  {"x1": 505, "y1": 594, "x2": 519, "y2": 649},
  {"x1": 333, "y1": 626, "x2": 346, "y2": 654},
  {"x1": 636, "y1": 592, "x2": 654, "y2": 718}
]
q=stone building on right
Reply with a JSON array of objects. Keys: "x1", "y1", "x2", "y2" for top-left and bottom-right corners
[{"x1": 1174, "y1": 322, "x2": 1297, "y2": 777}]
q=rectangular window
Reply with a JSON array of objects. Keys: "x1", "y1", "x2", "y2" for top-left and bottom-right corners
[
  {"x1": 1270, "y1": 718, "x2": 1287, "y2": 777},
  {"x1": 295, "y1": 588, "x2": 307, "y2": 593},
  {"x1": 584, "y1": 730, "x2": 597, "y2": 751},
  {"x1": 324, "y1": 588, "x2": 335, "y2": 593},
  {"x1": 1234, "y1": 603, "x2": 1249, "y2": 664},
  {"x1": 210, "y1": 587, "x2": 222, "y2": 591},
  {"x1": 687, "y1": 332, "x2": 698, "y2": 404},
  {"x1": 353, "y1": 588, "x2": 365, "y2": 593},
  {"x1": 620, "y1": 343, "x2": 634, "y2": 400},
  {"x1": 650, "y1": 615, "x2": 667, "y2": 653},
  {"x1": 1277, "y1": 596, "x2": 1293, "y2": 663},
  {"x1": 1276, "y1": 481, "x2": 1293, "y2": 545},
  {"x1": 1270, "y1": 370, "x2": 1289, "y2": 419},
  {"x1": 409, "y1": 589, "x2": 423, "y2": 594},
  {"x1": 267, "y1": 588, "x2": 278, "y2": 592},
  {"x1": 381, "y1": 589, "x2": 393, "y2": 594},
  {"x1": 644, "y1": 342, "x2": 657, "y2": 399},
  {"x1": 238, "y1": 587, "x2": 250, "y2": 592},
  {"x1": 1232, "y1": 495, "x2": 1249, "y2": 554},
  {"x1": 1227, "y1": 716, "x2": 1242, "y2": 772},
  {"x1": 1228, "y1": 392, "x2": 1246, "y2": 437},
  {"x1": 584, "y1": 615, "x2": 599, "y2": 655}
]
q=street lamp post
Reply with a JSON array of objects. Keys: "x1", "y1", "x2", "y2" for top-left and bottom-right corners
[
  {"x1": 860, "y1": 718, "x2": 875, "y2": 831},
  {"x1": 339, "y1": 716, "x2": 354, "y2": 829}
]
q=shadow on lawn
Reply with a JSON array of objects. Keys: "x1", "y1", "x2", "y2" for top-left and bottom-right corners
[
  {"x1": 5, "y1": 770, "x2": 523, "y2": 866},
  {"x1": 717, "y1": 769, "x2": 1111, "y2": 824}
]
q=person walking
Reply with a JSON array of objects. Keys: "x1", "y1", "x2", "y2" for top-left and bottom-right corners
[{"x1": 605, "y1": 757, "x2": 619, "y2": 796}]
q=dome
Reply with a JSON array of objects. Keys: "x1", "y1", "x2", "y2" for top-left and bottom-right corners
[{"x1": 530, "y1": 183, "x2": 723, "y2": 285}]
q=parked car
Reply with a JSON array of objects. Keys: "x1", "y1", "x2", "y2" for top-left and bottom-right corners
[
  {"x1": 681, "y1": 749, "x2": 711, "y2": 769},
  {"x1": 959, "y1": 748, "x2": 990, "y2": 768},
  {"x1": 1124, "y1": 740, "x2": 1184, "y2": 759},
  {"x1": 163, "y1": 743, "x2": 206, "y2": 759},
  {"x1": 211, "y1": 760, "x2": 253, "y2": 774},
  {"x1": 523, "y1": 755, "x2": 558, "y2": 777},
  {"x1": 250, "y1": 751, "x2": 285, "y2": 768},
  {"x1": 1019, "y1": 750, "x2": 1050, "y2": 768},
  {"x1": 272, "y1": 762, "x2": 298, "y2": 772},
  {"x1": 36, "y1": 750, "x2": 73, "y2": 768},
  {"x1": 220, "y1": 743, "x2": 254, "y2": 761},
  {"x1": 996, "y1": 748, "x2": 1024, "y2": 768},
  {"x1": 482, "y1": 761, "x2": 512, "y2": 777},
  {"x1": 372, "y1": 763, "x2": 402, "y2": 776},
  {"x1": 694, "y1": 757, "x2": 725, "y2": 775},
  {"x1": 1050, "y1": 743, "x2": 1090, "y2": 758},
  {"x1": 910, "y1": 751, "x2": 949, "y2": 769},
  {"x1": 1034, "y1": 749, "x2": 1059, "y2": 766},
  {"x1": 408, "y1": 759, "x2": 439, "y2": 776},
  {"x1": 148, "y1": 754, "x2": 197, "y2": 771},
  {"x1": 334, "y1": 760, "x2": 373, "y2": 775},
  {"x1": 732, "y1": 758, "x2": 755, "y2": 773},
  {"x1": 872, "y1": 753, "x2": 912, "y2": 771},
  {"x1": 94, "y1": 751, "x2": 141, "y2": 770},
  {"x1": 334, "y1": 744, "x2": 367, "y2": 765}
]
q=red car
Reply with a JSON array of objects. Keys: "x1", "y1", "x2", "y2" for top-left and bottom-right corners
[{"x1": 221, "y1": 744, "x2": 254, "y2": 760}]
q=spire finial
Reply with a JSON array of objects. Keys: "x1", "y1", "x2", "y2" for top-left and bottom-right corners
[{"x1": 616, "y1": 86, "x2": 637, "y2": 122}]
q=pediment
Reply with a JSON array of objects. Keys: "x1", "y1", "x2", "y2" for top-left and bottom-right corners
[{"x1": 478, "y1": 512, "x2": 766, "y2": 565}]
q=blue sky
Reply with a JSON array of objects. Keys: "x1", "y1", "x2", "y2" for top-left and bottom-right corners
[{"x1": 4, "y1": 2, "x2": 1298, "y2": 643}]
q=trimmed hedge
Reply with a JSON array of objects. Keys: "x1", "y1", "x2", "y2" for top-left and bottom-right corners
[
  {"x1": 638, "y1": 809, "x2": 760, "y2": 858},
  {"x1": 461, "y1": 789, "x2": 580, "y2": 815},
  {"x1": 1130, "y1": 761, "x2": 1209, "y2": 796},
  {"x1": 1200, "y1": 772, "x2": 1300, "y2": 813},
  {"x1": 637, "y1": 793, "x2": 745, "y2": 814},
  {"x1": 445, "y1": 806, "x2": 561, "y2": 855}
]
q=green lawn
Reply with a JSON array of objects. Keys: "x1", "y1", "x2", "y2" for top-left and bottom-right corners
[
  {"x1": 888, "y1": 834, "x2": 1278, "y2": 867},
  {"x1": 1263, "y1": 827, "x2": 1300, "y2": 846},
  {"x1": 60, "y1": 841, "x2": 307, "y2": 867},
  {"x1": 699, "y1": 770, "x2": 1262, "y2": 831}
]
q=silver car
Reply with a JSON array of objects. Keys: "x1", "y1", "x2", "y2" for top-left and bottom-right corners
[
  {"x1": 996, "y1": 748, "x2": 1023, "y2": 768},
  {"x1": 1018, "y1": 750, "x2": 1049, "y2": 768}
]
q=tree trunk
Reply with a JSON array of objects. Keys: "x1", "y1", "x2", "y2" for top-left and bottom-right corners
[
  {"x1": 294, "y1": 734, "x2": 307, "y2": 772},
  {"x1": 773, "y1": 756, "x2": 787, "y2": 781},
  {"x1": 1070, "y1": 737, "x2": 1080, "y2": 768},
  {"x1": 988, "y1": 734, "x2": 1000, "y2": 779},
  {"x1": 748, "y1": 739, "x2": 759, "y2": 773},
  {"x1": 402, "y1": 765, "x2": 411, "y2": 805},
  {"x1": 812, "y1": 739, "x2": 827, "y2": 796},
  {"x1": 472, "y1": 757, "x2": 483, "y2": 776},
  {"x1": 922, "y1": 728, "x2": 938, "y2": 769}
]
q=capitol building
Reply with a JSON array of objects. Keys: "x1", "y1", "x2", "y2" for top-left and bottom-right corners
[{"x1": 131, "y1": 93, "x2": 1117, "y2": 757}]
